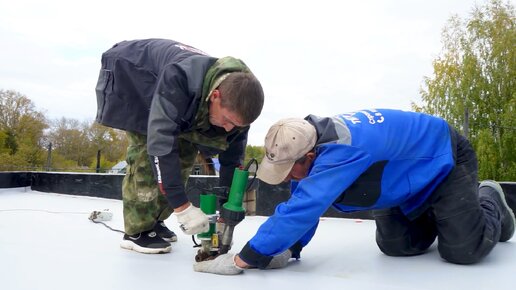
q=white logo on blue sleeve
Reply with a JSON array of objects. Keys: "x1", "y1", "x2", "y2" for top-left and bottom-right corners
[{"x1": 336, "y1": 109, "x2": 385, "y2": 125}]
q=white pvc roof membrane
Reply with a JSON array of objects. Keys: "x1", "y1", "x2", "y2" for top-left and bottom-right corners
[{"x1": 1, "y1": 187, "x2": 514, "y2": 290}]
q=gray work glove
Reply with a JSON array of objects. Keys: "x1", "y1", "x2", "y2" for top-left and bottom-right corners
[
  {"x1": 266, "y1": 250, "x2": 292, "y2": 269},
  {"x1": 193, "y1": 253, "x2": 244, "y2": 275}
]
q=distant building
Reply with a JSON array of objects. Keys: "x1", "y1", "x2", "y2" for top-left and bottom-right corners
[{"x1": 109, "y1": 161, "x2": 127, "y2": 174}]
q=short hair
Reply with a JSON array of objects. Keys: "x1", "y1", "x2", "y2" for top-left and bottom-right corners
[
  {"x1": 218, "y1": 72, "x2": 264, "y2": 124},
  {"x1": 294, "y1": 149, "x2": 315, "y2": 164}
]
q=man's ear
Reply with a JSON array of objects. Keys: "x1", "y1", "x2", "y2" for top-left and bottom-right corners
[
  {"x1": 210, "y1": 89, "x2": 221, "y2": 102},
  {"x1": 306, "y1": 152, "x2": 316, "y2": 161}
]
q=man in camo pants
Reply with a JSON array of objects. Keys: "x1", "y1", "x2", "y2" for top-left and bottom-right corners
[{"x1": 95, "y1": 39, "x2": 264, "y2": 254}]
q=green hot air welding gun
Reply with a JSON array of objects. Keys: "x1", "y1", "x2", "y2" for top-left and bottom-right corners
[{"x1": 194, "y1": 158, "x2": 257, "y2": 262}]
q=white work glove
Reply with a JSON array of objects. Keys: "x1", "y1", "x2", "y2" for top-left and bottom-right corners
[
  {"x1": 173, "y1": 204, "x2": 209, "y2": 235},
  {"x1": 266, "y1": 250, "x2": 292, "y2": 269},
  {"x1": 193, "y1": 253, "x2": 244, "y2": 275}
]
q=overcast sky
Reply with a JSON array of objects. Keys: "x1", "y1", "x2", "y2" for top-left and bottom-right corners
[{"x1": 0, "y1": 0, "x2": 482, "y2": 145}]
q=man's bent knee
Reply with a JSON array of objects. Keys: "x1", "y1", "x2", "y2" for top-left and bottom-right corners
[
  {"x1": 376, "y1": 235, "x2": 431, "y2": 257},
  {"x1": 438, "y1": 241, "x2": 493, "y2": 265}
]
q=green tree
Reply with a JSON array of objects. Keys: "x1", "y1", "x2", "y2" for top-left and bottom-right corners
[
  {"x1": 245, "y1": 145, "x2": 265, "y2": 170},
  {"x1": 0, "y1": 89, "x2": 130, "y2": 172},
  {"x1": 87, "y1": 122, "x2": 127, "y2": 168},
  {"x1": 0, "y1": 90, "x2": 48, "y2": 170},
  {"x1": 16, "y1": 114, "x2": 48, "y2": 167},
  {"x1": 47, "y1": 117, "x2": 91, "y2": 169},
  {"x1": 49, "y1": 152, "x2": 81, "y2": 171},
  {"x1": 418, "y1": 0, "x2": 515, "y2": 180},
  {"x1": 45, "y1": 118, "x2": 127, "y2": 172}
]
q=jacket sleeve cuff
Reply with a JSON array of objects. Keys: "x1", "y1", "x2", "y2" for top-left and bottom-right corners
[
  {"x1": 238, "y1": 241, "x2": 273, "y2": 269},
  {"x1": 164, "y1": 188, "x2": 189, "y2": 209}
]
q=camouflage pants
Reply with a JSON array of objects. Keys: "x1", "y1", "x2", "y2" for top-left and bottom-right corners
[{"x1": 122, "y1": 132, "x2": 198, "y2": 235}]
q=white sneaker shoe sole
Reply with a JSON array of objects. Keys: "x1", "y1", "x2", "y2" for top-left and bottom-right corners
[{"x1": 120, "y1": 240, "x2": 172, "y2": 254}]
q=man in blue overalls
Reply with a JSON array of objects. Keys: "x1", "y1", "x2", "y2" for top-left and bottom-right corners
[{"x1": 194, "y1": 109, "x2": 515, "y2": 274}]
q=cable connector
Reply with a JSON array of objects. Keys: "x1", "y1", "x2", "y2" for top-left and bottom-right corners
[{"x1": 89, "y1": 210, "x2": 113, "y2": 222}]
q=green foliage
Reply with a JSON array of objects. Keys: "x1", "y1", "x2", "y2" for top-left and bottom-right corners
[
  {"x1": 475, "y1": 129, "x2": 500, "y2": 178},
  {"x1": 49, "y1": 153, "x2": 81, "y2": 172},
  {"x1": 418, "y1": 0, "x2": 515, "y2": 180},
  {"x1": 0, "y1": 90, "x2": 48, "y2": 170},
  {"x1": 45, "y1": 118, "x2": 128, "y2": 172},
  {"x1": 0, "y1": 131, "x2": 8, "y2": 155},
  {"x1": 87, "y1": 122, "x2": 128, "y2": 164},
  {"x1": 245, "y1": 145, "x2": 265, "y2": 164},
  {"x1": 88, "y1": 155, "x2": 116, "y2": 173},
  {"x1": 0, "y1": 152, "x2": 29, "y2": 171},
  {"x1": 16, "y1": 142, "x2": 46, "y2": 169},
  {"x1": 48, "y1": 118, "x2": 91, "y2": 167},
  {"x1": 0, "y1": 89, "x2": 128, "y2": 173},
  {"x1": 3, "y1": 130, "x2": 17, "y2": 154}
]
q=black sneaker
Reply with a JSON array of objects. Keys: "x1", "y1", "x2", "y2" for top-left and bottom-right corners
[
  {"x1": 154, "y1": 221, "x2": 178, "y2": 242},
  {"x1": 479, "y1": 180, "x2": 515, "y2": 242},
  {"x1": 120, "y1": 230, "x2": 171, "y2": 254}
]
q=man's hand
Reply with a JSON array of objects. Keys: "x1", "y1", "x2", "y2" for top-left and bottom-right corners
[
  {"x1": 193, "y1": 254, "x2": 244, "y2": 275},
  {"x1": 266, "y1": 250, "x2": 292, "y2": 269},
  {"x1": 173, "y1": 203, "x2": 209, "y2": 235}
]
